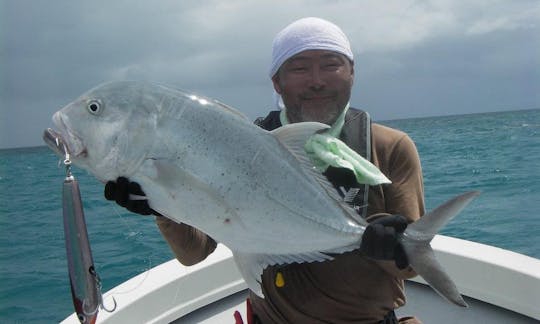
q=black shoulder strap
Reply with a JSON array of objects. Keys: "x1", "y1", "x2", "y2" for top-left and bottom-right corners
[
  {"x1": 341, "y1": 108, "x2": 371, "y2": 158},
  {"x1": 254, "y1": 111, "x2": 281, "y2": 131},
  {"x1": 340, "y1": 108, "x2": 372, "y2": 218}
]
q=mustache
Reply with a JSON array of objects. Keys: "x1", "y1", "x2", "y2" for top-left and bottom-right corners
[{"x1": 300, "y1": 91, "x2": 336, "y2": 100}]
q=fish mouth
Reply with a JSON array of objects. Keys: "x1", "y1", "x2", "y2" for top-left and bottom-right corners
[
  {"x1": 43, "y1": 113, "x2": 87, "y2": 159},
  {"x1": 43, "y1": 128, "x2": 70, "y2": 157}
]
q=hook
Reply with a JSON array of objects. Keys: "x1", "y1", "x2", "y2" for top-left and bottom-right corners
[
  {"x1": 102, "y1": 296, "x2": 118, "y2": 313},
  {"x1": 90, "y1": 266, "x2": 118, "y2": 313}
]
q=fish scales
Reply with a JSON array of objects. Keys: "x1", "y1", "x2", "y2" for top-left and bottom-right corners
[{"x1": 145, "y1": 92, "x2": 362, "y2": 251}]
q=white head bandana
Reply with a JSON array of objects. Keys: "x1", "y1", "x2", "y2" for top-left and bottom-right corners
[
  {"x1": 267, "y1": 19, "x2": 389, "y2": 186},
  {"x1": 269, "y1": 17, "x2": 354, "y2": 78}
]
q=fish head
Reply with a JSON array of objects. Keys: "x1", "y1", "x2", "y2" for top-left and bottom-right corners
[{"x1": 44, "y1": 81, "x2": 158, "y2": 182}]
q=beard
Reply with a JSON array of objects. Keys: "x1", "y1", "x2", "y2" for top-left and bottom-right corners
[
  {"x1": 289, "y1": 105, "x2": 342, "y2": 125},
  {"x1": 285, "y1": 93, "x2": 347, "y2": 125}
]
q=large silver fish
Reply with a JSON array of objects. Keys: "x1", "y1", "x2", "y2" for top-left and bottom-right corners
[{"x1": 43, "y1": 81, "x2": 478, "y2": 307}]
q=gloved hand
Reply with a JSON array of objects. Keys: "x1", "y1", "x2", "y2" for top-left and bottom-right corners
[
  {"x1": 360, "y1": 214, "x2": 409, "y2": 269},
  {"x1": 104, "y1": 177, "x2": 158, "y2": 216}
]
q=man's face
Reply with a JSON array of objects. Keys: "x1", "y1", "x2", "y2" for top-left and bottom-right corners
[{"x1": 272, "y1": 49, "x2": 354, "y2": 125}]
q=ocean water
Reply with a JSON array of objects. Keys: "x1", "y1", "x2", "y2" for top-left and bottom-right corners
[{"x1": 0, "y1": 109, "x2": 539, "y2": 323}]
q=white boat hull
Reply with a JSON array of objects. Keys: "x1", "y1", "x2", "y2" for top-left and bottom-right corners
[{"x1": 61, "y1": 235, "x2": 540, "y2": 323}]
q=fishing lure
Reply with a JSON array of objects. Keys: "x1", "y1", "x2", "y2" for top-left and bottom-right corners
[{"x1": 60, "y1": 140, "x2": 116, "y2": 323}]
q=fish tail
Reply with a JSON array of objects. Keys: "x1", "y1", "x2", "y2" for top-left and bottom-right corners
[{"x1": 401, "y1": 191, "x2": 480, "y2": 307}]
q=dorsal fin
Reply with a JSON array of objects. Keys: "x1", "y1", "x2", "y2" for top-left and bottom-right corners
[
  {"x1": 271, "y1": 123, "x2": 365, "y2": 227},
  {"x1": 271, "y1": 122, "x2": 335, "y2": 192},
  {"x1": 271, "y1": 122, "x2": 328, "y2": 162}
]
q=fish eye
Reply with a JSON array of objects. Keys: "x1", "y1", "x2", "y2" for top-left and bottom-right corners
[{"x1": 87, "y1": 100, "x2": 103, "y2": 115}]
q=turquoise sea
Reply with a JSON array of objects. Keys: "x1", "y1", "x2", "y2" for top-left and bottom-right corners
[{"x1": 1, "y1": 109, "x2": 539, "y2": 323}]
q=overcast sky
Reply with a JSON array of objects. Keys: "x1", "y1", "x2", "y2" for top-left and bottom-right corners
[{"x1": 1, "y1": 0, "x2": 539, "y2": 149}]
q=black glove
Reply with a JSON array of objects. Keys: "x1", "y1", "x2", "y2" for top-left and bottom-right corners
[
  {"x1": 360, "y1": 214, "x2": 409, "y2": 269},
  {"x1": 104, "y1": 177, "x2": 157, "y2": 216}
]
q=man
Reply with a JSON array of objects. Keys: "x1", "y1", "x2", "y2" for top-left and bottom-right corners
[{"x1": 105, "y1": 17, "x2": 424, "y2": 323}]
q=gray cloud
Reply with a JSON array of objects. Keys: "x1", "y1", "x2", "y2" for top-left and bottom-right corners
[
  {"x1": 354, "y1": 25, "x2": 540, "y2": 119},
  {"x1": 1, "y1": 0, "x2": 539, "y2": 148}
]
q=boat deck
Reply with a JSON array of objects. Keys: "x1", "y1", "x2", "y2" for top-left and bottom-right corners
[{"x1": 177, "y1": 282, "x2": 538, "y2": 323}]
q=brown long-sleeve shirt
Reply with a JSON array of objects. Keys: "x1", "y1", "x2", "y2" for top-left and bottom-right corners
[{"x1": 156, "y1": 112, "x2": 424, "y2": 323}]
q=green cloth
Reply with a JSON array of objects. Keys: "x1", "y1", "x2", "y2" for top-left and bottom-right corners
[
  {"x1": 280, "y1": 105, "x2": 391, "y2": 186},
  {"x1": 304, "y1": 133, "x2": 391, "y2": 185}
]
